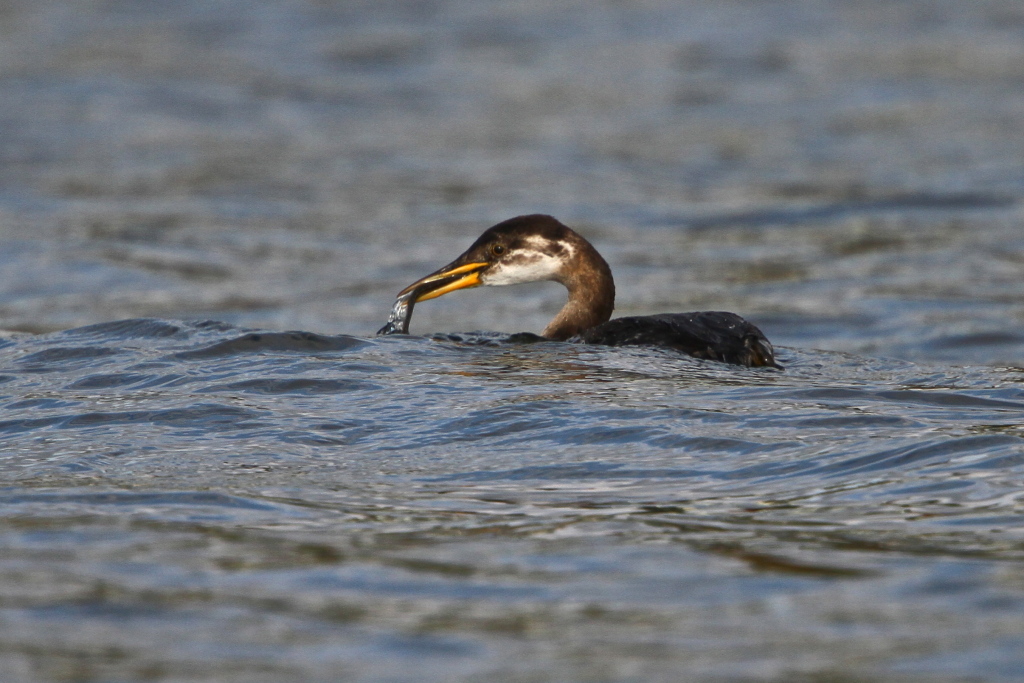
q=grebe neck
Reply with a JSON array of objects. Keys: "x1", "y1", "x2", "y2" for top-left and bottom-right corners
[{"x1": 542, "y1": 239, "x2": 616, "y2": 340}]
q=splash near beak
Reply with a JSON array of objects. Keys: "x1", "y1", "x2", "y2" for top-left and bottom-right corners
[{"x1": 398, "y1": 261, "x2": 489, "y2": 302}]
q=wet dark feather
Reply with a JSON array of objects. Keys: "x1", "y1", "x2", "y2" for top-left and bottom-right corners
[{"x1": 573, "y1": 311, "x2": 780, "y2": 368}]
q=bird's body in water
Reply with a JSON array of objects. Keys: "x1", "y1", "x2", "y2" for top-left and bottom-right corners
[{"x1": 378, "y1": 214, "x2": 779, "y2": 368}]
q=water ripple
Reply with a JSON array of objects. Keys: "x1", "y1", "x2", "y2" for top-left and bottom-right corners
[
  {"x1": 0, "y1": 317, "x2": 1023, "y2": 681},
  {"x1": 174, "y1": 331, "x2": 370, "y2": 359}
]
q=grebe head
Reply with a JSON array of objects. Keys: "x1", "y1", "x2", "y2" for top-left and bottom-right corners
[
  {"x1": 394, "y1": 214, "x2": 615, "y2": 339},
  {"x1": 398, "y1": 215, "x2": 582, "y2": 300}
]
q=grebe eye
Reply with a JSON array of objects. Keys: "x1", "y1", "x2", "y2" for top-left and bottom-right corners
[{"x1": 491, "y1": 244, "x2": 505, "y2": 256}]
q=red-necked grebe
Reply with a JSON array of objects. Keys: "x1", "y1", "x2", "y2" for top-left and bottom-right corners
[{"x1": 377, "y1": 214, "x2": 779, "y2": 368}]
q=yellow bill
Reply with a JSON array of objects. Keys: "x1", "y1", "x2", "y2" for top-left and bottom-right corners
[{"x1": 398, "y1": 261, "x2": 489, "y2": 302}]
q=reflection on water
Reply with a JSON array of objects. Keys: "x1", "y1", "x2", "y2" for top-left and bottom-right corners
[{"x1": 2, "y1": 0, "x2": 1024, "y2": 680}]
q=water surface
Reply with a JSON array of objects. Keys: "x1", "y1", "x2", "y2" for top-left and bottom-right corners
[
  {"x1": 2, "y1": 320, "x2": 1024, "y2": 681},
  {"x1": 2, "y1": 1, "x2": 1024, "y2": 681}
]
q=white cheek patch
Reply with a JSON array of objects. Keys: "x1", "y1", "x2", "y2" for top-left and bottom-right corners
[
  {"x1": 525, "y1": 236, "x2": 576, "y2": 259},
  {"x1": 482, "y1": 252, "x2": 562, "y2": 286}
]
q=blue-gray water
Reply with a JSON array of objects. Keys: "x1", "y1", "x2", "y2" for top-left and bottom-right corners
[{"x1": 3, "y1": 1, "x2": 1024, "y2": 682}]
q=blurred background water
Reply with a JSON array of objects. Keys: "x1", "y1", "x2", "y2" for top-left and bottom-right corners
[{"x1": 2, "y1": 1, "x2": 1024, "y2": 681}]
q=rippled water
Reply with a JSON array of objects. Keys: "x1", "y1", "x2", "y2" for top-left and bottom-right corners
[
  {"x1": 2, "y1": 320, "x2": 1024, "y2": 681},
  {"x1": 3, "y1": 0, "x2": 1024, "y2": 681}
]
